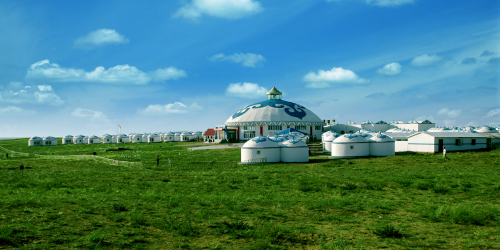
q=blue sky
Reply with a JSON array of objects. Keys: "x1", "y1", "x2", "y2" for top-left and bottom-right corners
[{"x1": 0, "y1": 0, "x2": 499, "y2": 137}]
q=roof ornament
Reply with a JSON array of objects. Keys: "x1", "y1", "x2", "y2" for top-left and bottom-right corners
[{"x1": 267, "y1": 87, "x2": 282, "y2": 100}]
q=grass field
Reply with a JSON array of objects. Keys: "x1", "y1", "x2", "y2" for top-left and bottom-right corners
[{"x1": 0, "y1": 138, "x2": 499, "y2": 249}]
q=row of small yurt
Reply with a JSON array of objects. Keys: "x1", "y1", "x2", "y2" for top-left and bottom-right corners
[
  {"x1": 28, "y1": 136, "x2": 57, "y2": 146},
  {"x1": 241, "y1": 136, "x2": 309, "y2": 163},
  {"x1": 330, "y1": 133, "x2": 395, "y2": 158}
]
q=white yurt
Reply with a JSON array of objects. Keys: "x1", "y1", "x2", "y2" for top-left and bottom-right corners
[
  {"x1": 132, "y1": 134, "x2": 143, "y2": 143},
  {"x1": 174, "y1": 132, "x2": 181, "y2": 141},
  {"x1": 83, "y1": 136, "x2": 90, "y2": 144},
  {"x1": 280, "y1": 139, "x2": 309, "y2": 163},
  {"x1": 193, "y1": 131, "x2": 203, "y2": 141},
  {"x1": 164, "y1": 132, "x2": 175, "y2": 142},
  {"x1": 102, "y1": 134, "x2": 112, "y2": 144},
  {"x1": 73, "y1": 135, "x2": 85, "y2": 144},
  {"x1": 28, "y1": 136, "x2": 43, "y2": 146},
  {"x1": 111, "y1": 135, "x2": 118, "y2": 143},
  {"x1": 43, "y1": 136, "x2": 57, "y2": 146},
  {"x1": 369, "y1": 133, "x2": 395, "y2": 157},
  {"x1": 128, "y1": 134, "x2": 134, "y2": 142},
  {"x1": 180, "y1": 132, "x2": 192, "y2": 142},
  {"x1": 148, "y1": 133, "x2": 161, "y2": 143},
  {"x1": 331, "y1": 134, "x2": 370, "y2": 158},
  {"x1": 322, "y1": 132, "x2": 340, "y2": 152},
  {"x1": 117, "y1": 134, "x2": 129, "y2": 143},
  {"x1": 89, "y1": 135, "x2": 100, "y2": 144},
  {"x1": 241, "y1": 136, "x2": 281, "y2": 163},
  {"x1": 62, "y1": 135, "x2": 73, "y2": 144}
]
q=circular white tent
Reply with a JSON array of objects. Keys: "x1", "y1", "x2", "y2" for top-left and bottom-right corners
[
  {"x1": 62, "y1": 135, "x2": 73, "y2": 144},
  {"x1": 280, "y1": 139, "x2": 309, "y2": 162},
  {"x1": 331, "y1": 134, "x2": 369, "y2": 158},
  {"x1": 369, "y1": 133, "x2": 395, "y2": 157},
  {"x1": 73, "y1": 135, "x2": 85, "y2": 144},
  {"x1": 28, "y1": 136, "x2": 43, "y2": 146},
  {"x1": 148, "y1": 133, "x2": 161, "y2": 143},
  {"x1": 164, "y1": 132, "x2": 175, "y2": 142},
  {"x1": 88, "y1": 135, "x2": 100, "y2": 144},
  {"x1": 117, "y1": 134, "x2": 128, "y2": 143},
  {"x1": 241, "y1": 136, "x2": 281, "y2": 163},
  {"x1": 102, "y1": 134, "x2": 112, "y2": 144},
  {"x1": 132, "y1": 134, "x2": 143, "y2": 143}
]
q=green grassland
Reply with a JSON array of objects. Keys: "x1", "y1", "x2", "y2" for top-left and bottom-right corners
[{"x1": 0, "y1": 138, "x2": 499, "y2": 249}]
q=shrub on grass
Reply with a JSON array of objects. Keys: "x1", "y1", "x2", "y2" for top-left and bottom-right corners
[{"x1": 372, "y1": 225, "x2": 404, "y2": 238}]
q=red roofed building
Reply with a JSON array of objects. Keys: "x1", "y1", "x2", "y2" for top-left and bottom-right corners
[{"x1": 203, "y1": 129, "x2": 215, "y2": 143}]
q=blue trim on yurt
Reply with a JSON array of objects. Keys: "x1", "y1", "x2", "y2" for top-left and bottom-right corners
[{"x1": 275, "y1": 128, "x2": 309, "y2": 136}]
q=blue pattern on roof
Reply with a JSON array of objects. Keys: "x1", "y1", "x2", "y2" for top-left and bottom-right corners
[
  {"x1": 232, "y1": 99, "x2": 307, "y2": 120},
  {"x1": 251, "y1": 136, "x2": 268, "y2": 143}
]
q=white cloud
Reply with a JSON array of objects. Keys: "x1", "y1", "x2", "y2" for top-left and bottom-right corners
[
  {"x1": 303, "y1": 67, "x2": 368, "y2": 86},
  {"x1": 138, "y1": 102, "x2": 204, "y2": 115},
  {"x1": 225, "y1": 82, "x2": 267, "y2": 98},
  {"x1": 486, "y1": 108, "x2": 500, "y2": 117},
  {"x1": 365, "y1": 0, "x2": 414, "y2": 6},
  {"x1": 0, "y1": 106, "x2": 35, "y2": 115},
  {"x1": 173, "y1": 0, "x2": 263, "y2": 20},
  {"x1": 26, "y1": 60, "x2": 186, "y2": 85},
  {"x1": 72, "y1": 108, "x2": 106, "y2": 119},
  {"x1": 0, "y1": 82, "x2": 63, "y2": 105},
  {"x1": 210, "y1": 53, "x2": 266, "y2": 67},
  {"x1": 411, "y1": 54, "x2": 442, "y2": 67},
  {"x1": 376, "y1": 62, "x2": 402, "y2": 76},
  {"x1": 437, "y1": 108, "x2": 462, "y2": 118},
  {"x1": 152, "y1": 67, "x2": 187, "y2": 82},
  {"x1": 75, "y1": 29, "x2": 129, "y2": 49}
]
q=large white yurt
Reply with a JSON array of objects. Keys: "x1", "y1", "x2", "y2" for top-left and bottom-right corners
[
  {"x1": 73, "y1": 135, "x2": 85, "y2": 144},
  {"x1": 322, "y1": 132, "x2": 340, "y2": 153},
  {"x1": 62, "y1": 135, "x2": 73, "y2": 144},
  {"x1": 102, "y1": 134, "x2": 113, "y2": 144},
  {"x1": 331, "y1": 134, "x2": 370, "y2": 158},
  {"x1": 28, "y1": 136, "x2": 43, "y2": 146},
  {"x1": 117, "y1": 134, "x2": 129, "y2": 143},
  {"x1": 241, "y1": 136, "x2": 281, "y2": 163},
  {"x1": 42, "y1": 136, "x2": 57, "y2": 146},
  {"x1": 164, "y1": 132, "x2": 175, "y2": 142},
  {"x1": 369, "y1": 133, "x2": 395, "y2": 157},
  {"x1": 174, "y1": 132, "x2": 181, "y2": 141},
  {"x1": 148, "y1": 133, "x2": 161, "y2": 143},
  {"x1": 280, "y1": 139, "x2": 309, "y2": 163},
  {"x1": 132, "y1": 134, "x2": 143, "y2": 143},
  {"x1": 89, "y1": 135, "x2": 100, "y2": 144},
  {"x1": 225, "y1": 87, "x2": 326, "y2": 141}
]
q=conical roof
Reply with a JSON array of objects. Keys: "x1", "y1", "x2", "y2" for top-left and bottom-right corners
[{"x1": 266, "y1": 87, "x2": 282, "y2": 95}]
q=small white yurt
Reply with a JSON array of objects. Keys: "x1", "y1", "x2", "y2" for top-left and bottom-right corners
[
  {"x1": 174, "y1": 132, "x2": 181, "y2": 141},
  {"x1": 111, "y1": 135, "x2": 118, "y2": 143},
  {"x1": 62, "y1": 135, "x2": 73, "y2": 144},
  {"x1": 117, "y1": 134, "x2": 129, "y2": 143},
  {"x1": 331, "y1": 134, "x2": 369, "y2": 158},
  {"x1": 140, "y1": 133, "x2": 148, "y2": 142},
  {"x1": 89, "y1": 135, "x2": 100, "y2": 144},
  {"x1": 128, "y1": 134, "x2": 134, "y2": 142},
  {"x1": 42, "y1": 136, "x2": 57, "y2": 146},
  {"x1": 102, "y1": 134, "x2": 112, "y2": 144},
  {"x1": 193, "y1": 131, "x2": 203, "y2": 141},
  {"x1": 73, "y1": 135, "x2": 85, "y2": 144},
  {"x1": 132, "y1": 134, "x2": 143, "y2": 143},
  {"x1": 83, "y1": 136, "x2": 90, "y2": 144},
  {"x1": 241, "y1": 136, "x2": 281, "y2": 163},
  {"x1": 148, "y1": 133, "x2": 161, "y2": 143},
  {"x1": 280, "y1": 139, "x2": 309, "y2": 162},
  {"x1": 322, "y1": 132, "x2": 340, "y2": 152},
  {"x1": 164, "y1": 132, "x2": 175, "y2": 142},
  {"x1": 28, "y1": 136, "x2": 43, "y2": 146},
  {"x1": 369, "y1": 133, "x2": 395, "y2": 157},
  {"x1": 180, "y1": 132, "x2": 192, "y2": 142}
]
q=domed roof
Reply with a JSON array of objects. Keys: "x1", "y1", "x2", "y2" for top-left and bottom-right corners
[
  {"x1": 89, "y1": 135, "x2": 99, "y2": 139},
  {"x1": 280, "y1": 139, "x2": 308, "y2": 148},
  {"x1": 369, "y1": 133, "x2": 395, "y2": 142},
  {"x1": 63, "y1": 135, "x2": 73, "y2": 138},
  {"x1": 225, "y1": 99, "x2": 325, "y2": 126},
  {"x1": 332, "y1": 134, "x2": 369, "y2": 143},
  {"x1": 132, "y1": 134, "x2": 142, "y2": 137},
  {"x1": 75, "y1": 135, "x2": 85, "y2": 139},
  {"x1": 323, "y1": 133, "x2": 339, "y2": 142},
  {"x1": 117, "y1": 134, "x2": 128, "y2": 138},
  {"x1": 476, "y1": 126, "x2": 498, "y2": 133},
  {"x1": 149, "y1": 133, "x2": 160, "y2": 137},
  {"x1": 43, "y1": 136, "x2": 56, "y2": 140},
  {"x1": 242, "y1": 136, "x2": 280, "y2": 148},
  {"x1": 29, "y1": 136, "x2": 42, "y2": 140},
  {"x1": 102, "y1": 134, "x2": 112, "y2": 138}
]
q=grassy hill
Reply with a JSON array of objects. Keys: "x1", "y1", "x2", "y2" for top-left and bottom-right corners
[{"x1": 0, "y1": 139, "x2": 499, "y2": 249}]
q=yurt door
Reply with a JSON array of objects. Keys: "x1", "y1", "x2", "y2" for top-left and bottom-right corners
[{"x1": 438, "y1": 139, "x2": 443, "y2": 152}]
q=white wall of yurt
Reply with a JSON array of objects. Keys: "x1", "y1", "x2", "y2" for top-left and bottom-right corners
[
  {"x1": 368, "y1": 133, "x2": 395, "y2": 156},
  {"x1": 62, "y1": 135, "x2": 73, "y2": 144},
  {"x1": 331, "y1": 134, "x2": 370, "y2": 158},
  {"x1": 132, "y1": 134, "x2": 143, "y2": 143},
  {"x1": 102, "y1": 134, "x2": 112, "y2": 144},
  {"x1": 148, "y1": 133, "x2": 161, "y2": 143},
  {"x1": 28, "y1": 136, "x2": 43, "y2": 146},
  {"x1": 280, "y1": 139, "x2": 309, "y2": 162}
]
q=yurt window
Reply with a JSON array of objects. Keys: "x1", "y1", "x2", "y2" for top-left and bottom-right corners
[
  {"x1": 244, "y1": 131, "x2": 256, "y2": 139},
  {"x1": 455, "y1": 139, "x2": 463, "y2": 146},
  {"x1": 107, "y1": 139, "x2": 109, "y2": 142},
  {"x1": 315, "y1": 126, "x2": 322, "y2": 130},
  {"x1": 243, "y1": 126, "x2": 256, "y2": 130},
  {"x1": 119, "y1": 139, "x2": 123, "y2": 143},
  {"x1": 257, "y1": 150, "x2": 260, "y2": 154},
  {"x1": 471, "y1": 139, "x2": 476, "y2": 145},
  {"x1": 350, "y1": 146, "x2": 354, "y2": 149},
  {"x1": 341, "y1": 131, "x2": 345, "y2": 134},
  {"x1": 296, "y1": 125, "x2": 306, "y2": 130},
  {"x1": 268, "y1": 125, "x2": 282, "y2": 130}
]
